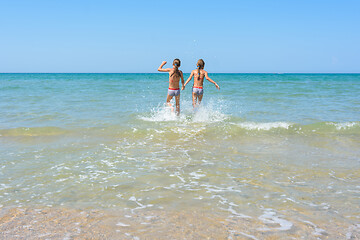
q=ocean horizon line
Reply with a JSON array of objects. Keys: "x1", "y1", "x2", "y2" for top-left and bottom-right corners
[{"x1": 1, "y1": 72, "x2": 360, "y2": 74}]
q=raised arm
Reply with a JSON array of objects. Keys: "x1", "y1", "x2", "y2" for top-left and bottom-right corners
[
  {"x1": 205, "y1": 72, "x2": 220, "y2": 90},
  {"x1": 183, "y1": 71, "x2": 194, "y2": 89},
  {"x1": 158, "y1": 61, "x2": 171, "y2": 72}
]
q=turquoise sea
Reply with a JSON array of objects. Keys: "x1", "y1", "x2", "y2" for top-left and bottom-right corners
[{"x1": 1, "y1": 73, "x2": 359, "y2": 239}]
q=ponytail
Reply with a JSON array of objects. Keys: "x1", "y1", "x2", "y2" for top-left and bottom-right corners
[
  {"x1": 196, "y1": 59, "x2": 205, "y2": 79},
  {"x1": 171, "y1": 58, "x2": 181, "y2": 77}
]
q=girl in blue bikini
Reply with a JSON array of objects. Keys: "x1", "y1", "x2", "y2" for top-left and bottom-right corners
[{"x1": 183, "y1": 59, "x2": 220, "y2": 108}]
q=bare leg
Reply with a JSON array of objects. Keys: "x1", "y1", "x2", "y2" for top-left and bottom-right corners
[
  {"x1": 192, "y1": 93, "x2": 198, "y2": 108},
  {"x1": 198, "y1": 94, "x2": 203, "y2": 105},
  {"x1": 175, "y1": 95, "x2": 180, "y2": 115},
  {"x1": 166, "y1": 95, "x2": 174, "y2": 112}
]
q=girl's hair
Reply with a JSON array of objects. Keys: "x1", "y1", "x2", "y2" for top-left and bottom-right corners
[
  {"x1": 171, "y1": 58, "x2": 181, "y2": 77},
  {"x1": 197, "y1": 59, "x2": 205, "y2": 78}
]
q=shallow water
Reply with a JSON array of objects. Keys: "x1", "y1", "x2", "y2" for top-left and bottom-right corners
[{"x1": 1, "y1": 73, "x2": 359, "y2": 239}]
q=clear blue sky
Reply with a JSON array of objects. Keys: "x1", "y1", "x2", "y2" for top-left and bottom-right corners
[{"x1": 1, "y1": 0, "x2": 359, "y2": 73}]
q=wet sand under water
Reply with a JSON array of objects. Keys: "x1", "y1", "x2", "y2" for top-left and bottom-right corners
[{"x1": 0, "y1": 206, "x2": 359, "y2": 239}]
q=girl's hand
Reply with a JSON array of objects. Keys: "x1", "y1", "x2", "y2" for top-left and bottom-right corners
[
  {"x1": 181, "y1": 85, "x2": 185, "y2": 90},
  {"x1": 215, "y1": 83, "x2": 220, "y2": 90},
  {"x1": 161, "y1": 61, "x2": 167, "y2": 66}
]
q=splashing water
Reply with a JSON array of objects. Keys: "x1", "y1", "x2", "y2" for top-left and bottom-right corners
[{"x1": 139, "y1": 98, "x2": 229, "y2": 124}]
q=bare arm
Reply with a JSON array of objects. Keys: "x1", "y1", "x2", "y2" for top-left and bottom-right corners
[
  {"x1": 157, "y1": 61, "x2": 171, "y2": 72},
  {"x1": 183, "y1": 71, "x2": 194, "y2": 89},
  {"x1": 180, "y1": 71, "x2": 185, "y2": 88},
  {"x1": 205, "y1": 72, "x2": 220, "y2": 90}
]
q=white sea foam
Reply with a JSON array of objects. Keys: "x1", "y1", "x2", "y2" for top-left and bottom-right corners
[
  {"x1": 189, "y1": 171, "x2": 206, "y2": 179},
  {"x1": 237, "y1": 122, "x2": 293, "y2": 131},
  {"x1": 0, "y1": 183, "x2": 10, "y2": 191},
  {"x1": 116, "y1": 222, "x2": 130, "y2": 227},
  {"x1": 302, "y1": 220, "x2": 326, "y2": 236},
  {"x1": 258, "y1": 209, "x2": 293, "y2": 231},
  {"x1": 225, "y1": 206, "x2": 252, "y2": 219},
  {"x1": 234, "y1": 231, "x2": 259, "y2": 240},
  {"x1": 129, "y1": 196, "x2": 137, "y2": 201},
  {"x1": 346, "y1": 224, "x2": 360, "y2": 240},
  {"x1": 326, "y1": 121, "x2": 359, "y2": 130}
]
